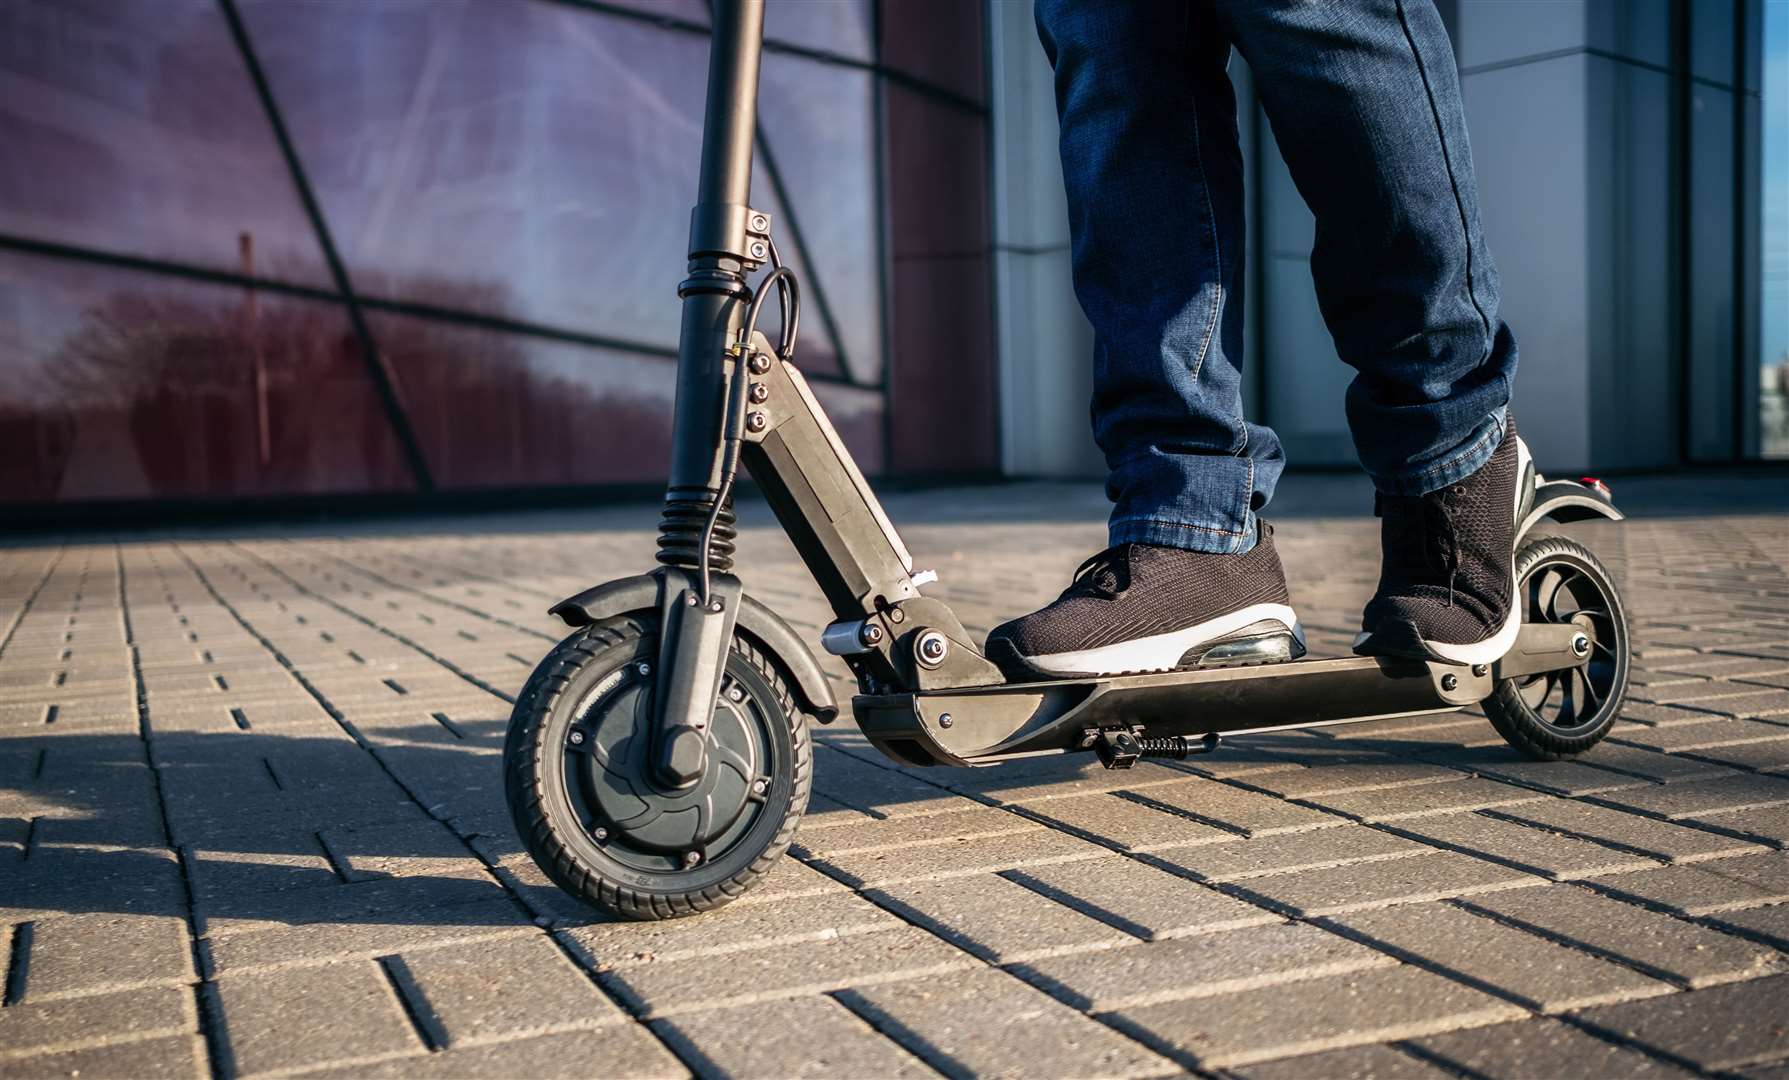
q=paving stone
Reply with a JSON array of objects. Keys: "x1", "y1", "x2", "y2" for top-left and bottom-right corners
[
  {"x1": 204, "y1": 908, "x2": 533, "y2": 975},
  {"x1": 1014, "y1": 792, "x2": 1233, "y2": 851},
  {"x1": 803, "y1": 827, "x2": 1104, "y2": 887},
  {"x1": 1683, "y1": 690, "x2": 1789, "y2": 719},
  {"x1": 0, "y1": 845, "x2": 187, "y2": 923},
  {"x1": 1706, "y1": 901, "x2": 1789, "y2": 950},
  {"x1": 1575, "y1": 975, "x2": 1789, "y2": 1071},
  {"x1": 0, "y1": 986, "x2": 195, "y2": 1062},
  {"x1": 1234, "y1": 1043, "x2": 1455, "y2": 1080},
  {"x1": 938, "y1": 754, "x2": 1192, "y2": 804},
  {"x1": 0, "y1": 1034, "x2": 208, "y2": 1080},
  {"x1": 1138, "y1": 825, "x2": 1428, "y2": 883},
  {"x1": 196, "y1": 864, "x2": 509, "y2": 940},
  {"x1": 599, "y1": 925, "x2": 977, "y2": 1017},
  {"x1": 1327, "y1": 901, "x2": 1672, "y2": 1011},
  {"x1": 393, "y1": 932, "x2": 624, "y2": 1045},
  {"x1": 1410, "y1": 1017, "x2": 1698, "y2": 1078},
  {"x1": 305, "y1": 1027, "x2": 689, "y2": 1079},
  {"x1": 1684, "y1": 803, "x2": 1789, "y2": 845},
  {"x1": 564, "y1": 890, "x2": 900, "y2": 970},
  {"x1": 655, "y1": 996, "x2": 933, "y2": 1079},
  {"x1": 1231, "y1": 849, "x2": 1542, "y2": 916},
  {"x1": 1303, "y1": 777, "x2": 1549, "y2": 822},
  {"x1": 1487, "y1": 798, "x2": 1768, "y2": 863},
  {"x1": 1241, "y1": 760, "x2": 1461, "y2": 799},
  {"x1": 1013, "y1": 921, "x2": 1390, "y2": 1012},
  {"x1": 1588, "y1": 772, "x2": 1789, "y2": 822},
  {"x1": 1123, "y1": 778, "x2": 1346, "y2": 836},
  {"x1": 790, "y1": 806, "x2": 1035, "y2": 857},
  {"x1": 1002, "y1": 855, "x2": 1280, "y2": 940},
  {"x1": 838, "y1": 967, "x2": 1176, "y2": 1079},
  {"x1": 15, "y1": 912, "x2": 192, "y2": 1000},
  {"x1": 1684, "y1": 738, "x2": 1789, "y2": 773},
  {"x1": 1386, "y1": 810, "x2": 1659, "y2": 880},
  {"x1": 808, "y1": 746, "x2": 968, "y2": 818},
  {"x1": 868, "y1": 872, "x2": 1133, "y2": 962},
  {"x1": 1107, "y1": 964, "x2": 1524, "y2": 1069},
  {"x1": 213, "y1": 960, "x2": 420, "y2": 1076},
  {"x1": 1587, "y1": 852, "x2": 1789, "y2": 915},
  {"x1": 1613, "y1": 720, "x2": 1789, "y2": 753},
  {"x1": 1461, "y1": 883, "x2": 1783, "y2": 987},
  {"x1": 1579, "y1": 744, "x2": 1738, "y2": 783}
]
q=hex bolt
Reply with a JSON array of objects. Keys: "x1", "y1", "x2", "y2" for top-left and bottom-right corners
[
  {"x1": 938, "y1": 712, "x2": 953, "y2": 729},
  {"x1": 1472, "y1": 664, "x2": 1489, "y2": 677},
  {"x1": 748, "y1": 383, "x2": 769, "y2": 403},
  {"x1": 752, "y1": 778, "x2": 768, "y2": 795},
  {"x1": 1441, "y1": 673, "x2": 1459, "y2": 691},
  {"x1": 683, "y1": 851, "x2": 702, "y2": 867},
  {"x1": 727, "y1": 684, "x2": 746, "y2": 703},
  {"x1": 859, "y1": 622, "x2": 885, "y2": 647},
  {"x1": 746, "y1": 412, "x2": 767, "y2": 433},
  {"x1": 748, "y1": 352, "x2": 772, "y2": 374},
  {"x1": 1571, "y1": 633, "x2": 1591, "y2": 658},
  {"x1": 916, "y1": 629, "x2": 949, "y2": 668},
  {"x1": 568, "y1": 729, "x2": 586, "y2": 746}
]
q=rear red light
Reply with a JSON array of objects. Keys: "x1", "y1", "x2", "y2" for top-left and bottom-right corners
[{"x1": 1579, "y1": 476, "x2": 1611, "y2": 497}]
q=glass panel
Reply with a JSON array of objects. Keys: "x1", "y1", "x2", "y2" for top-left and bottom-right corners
[
  {"x1": 765, "y1": 0, "x2": 873, "y2": 61},
  {"x1": 757, "y1": 52, "x2": 883, "y2": 383},
  {"x1": 0, "y1": 0, "x2": 331, "y2": 286},
  {"x1": 1762, "y1": 0, "x2": 1788, "y2": 458},
  {"x1": 368, "y1": 311, "x2": 677, "y2": 488},
  {"x1": 238, "y1": 0, "x2": 708, "y2": 347},
  {"x1": 0, "y1": 252, "x2": 412, "y2": 502}
]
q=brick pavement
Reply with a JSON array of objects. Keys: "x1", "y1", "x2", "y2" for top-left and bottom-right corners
[{"x1": 1, "y1": 472, "x2": 1787, "y2": 1078}]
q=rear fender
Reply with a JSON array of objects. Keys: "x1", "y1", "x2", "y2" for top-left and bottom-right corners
[
  {"x1": 549, "y1": 570, "x2": 840, "y2": 723},
  {"x1": 1519, "y1": 478, "x2": 1624, "y2": 540}
]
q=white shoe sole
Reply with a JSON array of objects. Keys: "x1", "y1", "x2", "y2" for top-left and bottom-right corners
[
  {"x1": 1355, "y1": 433, "x2": 1532, "y2": 667},
  {"x1": 1025, "y1": 603, "x2": 1305, "y2": 677}
]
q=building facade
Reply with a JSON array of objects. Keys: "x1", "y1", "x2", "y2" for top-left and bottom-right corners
[{"x1": 0, "y1": 0, "x2": 1781, "y2": 513}]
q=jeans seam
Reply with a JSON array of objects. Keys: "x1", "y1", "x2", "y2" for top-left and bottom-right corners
[
  {"x1": 1110, "y1": 516, "x2": 1248, "y2": 538},
  {"x1": 1185, "y1": 91, "x2": 1222, "y2": 385},
  {"x1": 1383, "y1": 414, "x2": 1501, "y2": 494}
]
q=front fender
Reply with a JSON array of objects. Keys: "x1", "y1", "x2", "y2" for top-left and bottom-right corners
[
  {"x1": 549, "y1": 571, "x2": 840, "y2": 724},
  {"x1": 1519, "y1": 478, "x2": 1624, "y2": 540}
]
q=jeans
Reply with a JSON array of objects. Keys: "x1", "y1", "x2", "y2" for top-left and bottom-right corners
[{"x1": 1036, "y1": 0, "x2": 1517, "y2": 554}]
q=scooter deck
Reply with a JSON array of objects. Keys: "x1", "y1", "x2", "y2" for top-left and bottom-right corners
[{"x1": 855, "y1": 623, "x2": 1585, "y2": 768}]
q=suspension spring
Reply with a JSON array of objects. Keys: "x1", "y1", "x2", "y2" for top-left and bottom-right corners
[
  {"x1": 657, "y1": 491, "x2": 735, "y2": 573},
  {"x1": 1134, "y1": 732, "x2": 1221, "y2": 759}
]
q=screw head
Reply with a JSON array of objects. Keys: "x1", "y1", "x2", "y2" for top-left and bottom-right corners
[
  {"x1": 1441, "y1": 673, "x2": 1459, "y2": 691},
  {"x1": 1472, "y1": 664, "x2": 1489, "y2": 677},
  {"x1": 683, "y1": 851, "x2": 702, "y2": 867},
  {"x1": 1570, "y1": 632, "x2": 1591, "y2": 658},
  {"x1": 915, "y1": 629, "x2": 949, "y2": 668},
  {"x1": 568, "y1": 729, "x2": 586, "y2": 745},
  {"x1": 593, "y1": 826, "x2": 608, "y2": 841},
  {"x1": 749, "y1": 213, "x2": 769, "y2": 232},
  {"x1": 749, "y1": 241, "x2": 768, "y2": 259},
  {"x1": 748, "y1": 383, "x2": 768, "y2": 403},
  {"x1": 748, "y1": 352, "x2": 772, "y2": 374},
  {"x1": 746, "y1": 412, "x2": 767, "y2": 433},
  {"x1": 938, "y1": 712, "x2": 953, "y2": 729},
  {"x1": 859, "y1": 622, "x2": 885, "y2": 647},
  {"x1": 637, "y1": 662, "x2": 651, "y2": 676},
  {"x1": 752, "y1": 778, "x2": 768, "y2": 794},
  {"x1": 727, "y1": 684, "x2": 746, "y2": 702}
]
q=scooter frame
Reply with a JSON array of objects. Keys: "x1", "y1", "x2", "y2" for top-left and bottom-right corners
[{"x1": 543, "y1": 0, "x2": 1626, "y2": 780}]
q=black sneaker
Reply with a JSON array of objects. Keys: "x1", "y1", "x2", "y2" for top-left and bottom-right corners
[
  {"x1": 985, "y1": 521, "x2": 1306, "y2": 680},
  {"x1": 1354, "y1": 413, "x2": 1533, "y2": 666}
]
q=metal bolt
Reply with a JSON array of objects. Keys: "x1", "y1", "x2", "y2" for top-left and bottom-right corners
[
  {"x1": 709, "y1": 600, "x2": 724, "y2": 613},
  {"x1": 637, "y1": 662, "x2": 651, "y2": 676},
  {"x1": 748, "y1": 352, "x2": 771, "y2": 374},
  {"x1": 749, "y1": 241, "x2": 769, "y2": 260},
  {"x1": 683, "y1": 851, "x2": 702, "y2": 867},
  {"x1": 748, "y1": 383, "x2": 768, "y2": 404},
  {"x1": 1441, "y1": 673, "x2": 1459, "y2": 691},
  {"x1": 685, "y1": 593, "x2": 699, "y2": 606},
  {"x1": 916, "y1": 629, "x2": 949, "y2": 668},
  {"x1": 568, "y1": 729, "x2": 586, "y2": 745},
  {"x1": 749, "y1": 213, "x2": 769, "y2": 232},
  {"x1": 593, "y1": 826, "x2": 608, "y2": 841},
  {"x1": 938, "y1": 712, "x2": 953, "y2": 729},
  {"x1": 1570, "y1": 632, "x2": 1591, "y2": 658},
  {"x1": 859, "y1": 622, "x2": 885, "y2": 647},
  {"x1": 746, "y1": 412, "x2": 767, "y2": 433},
  {"x1": 1472, "y1": 664, "x2": 1489, "y2": 677},
  {"x1": 752, "y1": 778, "x2": 768, "y2": 794},
  {"x1": 727, "y1": 684, "x2": 746, "y2": 702}
]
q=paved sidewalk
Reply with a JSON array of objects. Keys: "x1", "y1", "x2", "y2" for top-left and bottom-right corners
[{"x1": 2, "y1": 473, "x2": 1787, "y2": 1079}]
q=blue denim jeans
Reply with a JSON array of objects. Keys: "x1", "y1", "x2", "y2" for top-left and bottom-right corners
[{"x1": 1036, "y1": 0, "x2": 1517, "y2": 554}]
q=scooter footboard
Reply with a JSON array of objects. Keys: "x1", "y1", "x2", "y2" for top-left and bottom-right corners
[{"x1": 855, "y1": 620, "x2": 1591, "y2": 768}]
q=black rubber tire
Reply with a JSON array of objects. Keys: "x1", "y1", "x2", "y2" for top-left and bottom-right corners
[
  {"x1": 1485, "y1": 535, "x2": 1630, "y2": 761},
  {"x1": 503, "y1": 615, "x2": 811, "y2": 920}
]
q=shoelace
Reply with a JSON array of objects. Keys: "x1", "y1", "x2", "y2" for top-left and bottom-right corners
[
  {"x1": 1064, "y1": 544, "x2": 1132, "y2": 601},
  {"x1": 1379, "y1": 487, "x2": 1466, "y2": 606}
]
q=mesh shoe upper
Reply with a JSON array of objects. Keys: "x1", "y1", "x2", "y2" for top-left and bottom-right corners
[
  {"x1": 986, "y1": 521, "x2": 1294, "y2": 662},
  {"x1": 1360, "y1": 413, "x2": 1522, "y2": 649}
]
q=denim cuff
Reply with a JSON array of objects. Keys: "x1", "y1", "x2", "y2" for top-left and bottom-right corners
[
  {"x1": 1110, "y1": 513, "x2": 1258, "y2": 554},
  {"x1": 1368, "y1": 406, "x2": 1507, "y2": 497}
]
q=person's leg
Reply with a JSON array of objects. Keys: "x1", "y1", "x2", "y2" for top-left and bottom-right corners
[
  {"x1": 986, "y1": 0, "x2": 1301, "y2": 680},
  {"x1": 1215, "y1": 0, "x2": 1527, "y2": 663},
  {"x1": 1038, "y1": 0, "x2": 1282, "y2": 555}
]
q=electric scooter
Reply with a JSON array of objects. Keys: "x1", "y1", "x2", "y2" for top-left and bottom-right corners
[{"x1": 502, "y1": 0, "x2": 1631, "y2": 920}]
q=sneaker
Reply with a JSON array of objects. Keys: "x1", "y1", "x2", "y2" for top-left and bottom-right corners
[
  {"x1": 984, "y1": 521, "x2": 1306, "y2": 680},
  {"x1": 1353, "y1": 413, "x2": 1533, "y2": 665}
]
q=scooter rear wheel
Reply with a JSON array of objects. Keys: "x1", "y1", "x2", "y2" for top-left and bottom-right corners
[
  {"x1": 1485, "y1": 535, "x2": 1630, "y2": 760},
  {"x1": 504, "y1": 615, "x2": 811, "y2": 919}
]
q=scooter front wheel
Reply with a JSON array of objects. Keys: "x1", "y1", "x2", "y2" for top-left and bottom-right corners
[{"x1": 503, "y1": 615, "x2": 811, "y2": 919}]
